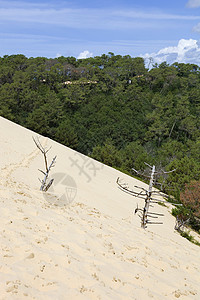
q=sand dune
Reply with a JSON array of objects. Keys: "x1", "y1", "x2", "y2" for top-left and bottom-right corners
[{"x1": 0, "y1": 116, "x2": 200, "y2": 300}]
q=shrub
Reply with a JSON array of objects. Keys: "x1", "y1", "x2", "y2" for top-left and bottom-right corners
[{"x1": 180, "y1": 180, "x2": 200, "y2": 219}]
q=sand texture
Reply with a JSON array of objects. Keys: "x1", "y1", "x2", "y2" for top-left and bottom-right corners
[{"x1": 0, "y1": 116, "x2": 200, "y2": 300}]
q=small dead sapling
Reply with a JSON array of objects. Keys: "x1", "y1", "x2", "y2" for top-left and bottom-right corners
[{"x1": 33, "y1": 136, "x2": 56, "y2": 192}]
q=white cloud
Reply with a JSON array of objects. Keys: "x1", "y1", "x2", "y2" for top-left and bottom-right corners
[
  {"x1": 77, "y1": 50, "x2": 93, "y2": 59},
  {"x1": 142, "y1": 39, "x2": 200, "y2": 66},
  {"x1": 187, "y1": 0, "x2": 200, "y2": 8}
]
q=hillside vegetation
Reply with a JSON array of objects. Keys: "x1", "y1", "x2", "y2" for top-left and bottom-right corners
[{"x1": 0, "y1": 53, "x2": 199, "y2": 229}]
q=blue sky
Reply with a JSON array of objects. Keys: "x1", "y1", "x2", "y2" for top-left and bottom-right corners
[{"x1": 1, "y1": 0, "x2": 200, "y2": 63}]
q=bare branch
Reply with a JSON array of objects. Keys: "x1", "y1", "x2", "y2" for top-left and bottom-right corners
[
  {"x1": 175, "y1": 214, "x2": 190, "y2": 232},
  {"x1": 144, "y1": 162, "x2": 153, "y2": 169},
  {"x1": 146, "y1": 221, "x2": 163, "y2": 225},
  {"x1": 44, "y1": 179, "x2": 54, "y2": 192},
  {"x1": 155, "y1": 168, "x2": 176, "y2": 175},
  {"x1": 38, "y1": 169, "x2": 46, "y2": 175},
  {"x1": 33, "y1": 136, "x2": 56, "y2": 191},
  {"x1": 132, "y1": 168, "x2": 150, "y2": 179},
  {"x1": 148, "y1": 212, "x2": 164, "y2": 216},
  {"x1": 117, "y1": 162, "x2": 180, "y2": 229}
]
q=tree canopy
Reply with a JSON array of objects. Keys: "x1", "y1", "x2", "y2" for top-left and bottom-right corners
[{"x1": 0, "y1": 53, "x2": 199, "y2": 228}]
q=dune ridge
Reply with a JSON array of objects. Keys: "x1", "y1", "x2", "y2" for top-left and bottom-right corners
[{"x1": 0, "y1": 116, "x2": 200, "y2": 300}]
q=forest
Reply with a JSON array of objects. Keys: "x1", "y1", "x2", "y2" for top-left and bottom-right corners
[{"x1": 0, "y1": 53, "x2": 199, "y2": 230}]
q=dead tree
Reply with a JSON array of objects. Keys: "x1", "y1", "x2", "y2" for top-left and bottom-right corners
[
  {"x1": 140, "y1": 165, "x2": 158, "y2": 228},
  {"x1": 33, "y1": 136, "x2": 56, "y2": 192},
  {"x1": 174, "y1": 214, "x2": 190, "y2": 232},
  {"x1": 117, "y1": 163, "x2": 180, "y2": 229}
]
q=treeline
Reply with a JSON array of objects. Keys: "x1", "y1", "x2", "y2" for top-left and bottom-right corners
[{"x1": 0, "y1": 53, "x2": 199, "y2": 229}]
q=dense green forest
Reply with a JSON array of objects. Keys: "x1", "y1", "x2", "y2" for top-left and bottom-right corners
[{"x1": 0, "y1": 53, "x2": 199, "y2": 229}]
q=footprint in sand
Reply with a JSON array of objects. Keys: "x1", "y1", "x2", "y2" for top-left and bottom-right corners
[
  {"x1": 6, "y1": 280, "x2": 21, "y2": 294},
  {"x1": 26, "y1": 253, "x2": 35, "y2": 259}
]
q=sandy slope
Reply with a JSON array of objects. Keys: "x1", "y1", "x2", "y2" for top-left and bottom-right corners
[{"x1": 0, "y1": 116, "x2": 200, "y2": 300}]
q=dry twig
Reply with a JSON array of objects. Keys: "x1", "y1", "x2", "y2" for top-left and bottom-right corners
[{"x1": 33, "y1": 136, "x2": 56, "y2": 191}]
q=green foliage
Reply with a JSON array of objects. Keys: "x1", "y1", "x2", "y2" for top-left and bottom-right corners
[
  {"x1": 26, "y1": 90, "x2": 64, "y2": 137},
  {"x1": 165, "y1": 157, "x2": 200, "y2": 200},
  {"x1": 120, "y1": 142, "x2": 150, "y2": 172},
  {"x1": 172, "y1": 205, "x2": 200, "y2": 233},
  {"x1": 179, "y1": 230, "x2": 200, "y2": 246},
  {"x1": 0, "y1": 54, "x2": 200, "y2": 229},
  {"x1": 157, "y1": 140, "x2": 187, "y2": 166},
  {"x1": 91, "y1": 139, "x2": 122, "y2": 168},
  {"x1": 171, "y1": 206, "x2": 189, "y2": 218},
  {"x1": 157, "y1": 202, "x2": 167, "y2": 207},
  {"x1": 55, "y1": 120, "x2": 78, "y2": 149},
  {"x1": 180, "y1": 231, "x2": 200, "y2": 246}
]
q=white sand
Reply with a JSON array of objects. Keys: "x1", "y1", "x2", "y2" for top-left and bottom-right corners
[{"x1": 0, "y1": 116, "x2": 200, "y2": 300}]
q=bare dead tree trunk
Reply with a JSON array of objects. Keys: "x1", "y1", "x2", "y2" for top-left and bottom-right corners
[
  {"x1": 141, "y1": 165, "x2": 155, "y2": 228},
  {"x1": 175, "y1": 214, "x2": 190, "y2": 232},
  {"x1": 33, "y1": 137, "x2": 56, "y2": 191},
  {"x1": 117, "y1": 163, "x2": 179, "y2": 229}
]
